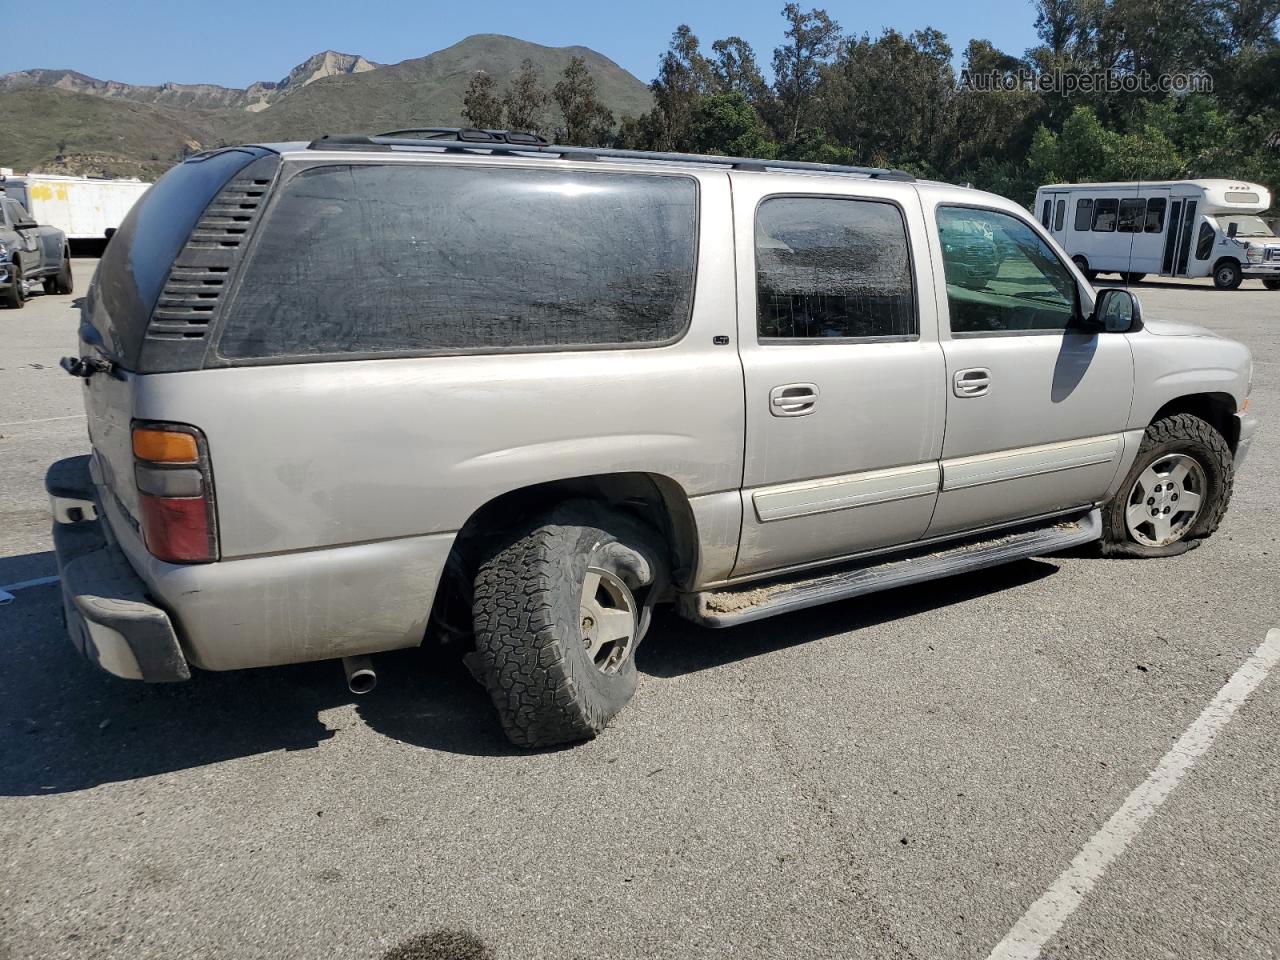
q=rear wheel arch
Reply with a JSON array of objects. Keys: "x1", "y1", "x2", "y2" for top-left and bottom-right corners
[{"x1": 427, "y1": 472, "x2": 698, "y2": 643}]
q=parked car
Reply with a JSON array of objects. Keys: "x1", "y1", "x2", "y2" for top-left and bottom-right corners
[
  {"x1": 0, "y1": 194, "x2": 73, "y2": 308},
  {"x1": 48, "y1": 133, "x2": 1257, "y2": 748}
]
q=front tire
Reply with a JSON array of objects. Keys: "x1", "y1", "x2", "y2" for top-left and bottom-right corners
[
  {"x1": 1263, "y1": 277, "x2": 1280, "y2": 291},
  {"x1": 1123, "y1": 272, "x2": 1146, "y2": 284},
  {"x1": 1213, "y1": 259, "x2": 1242, "y2": 290},
  {"x1": 470, "y1": 502, "x2": 666, "y2": 748},
  {"x1": 1102, "y1": 414, "x2": 1233, "y2": 558},
  {"x1": 3, "y1": 260, "x2": 25, "y2": 309}
]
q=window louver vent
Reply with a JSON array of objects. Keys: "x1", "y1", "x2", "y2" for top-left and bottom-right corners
[{"x1": 146, "y1": 168, "x2": 274, "y2": 344}]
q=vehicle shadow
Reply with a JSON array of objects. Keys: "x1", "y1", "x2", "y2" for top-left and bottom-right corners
[{"x1": 0, "y1": 550, "x2": 1064, "y2": 793}]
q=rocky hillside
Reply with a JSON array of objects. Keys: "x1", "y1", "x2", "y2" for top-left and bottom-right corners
[
  {"x1": 0, "y1": 36, "x2": 651, "y2": 179},
  {"x1": 0, "y1": 50, "x2": 379, "y2": 112}
]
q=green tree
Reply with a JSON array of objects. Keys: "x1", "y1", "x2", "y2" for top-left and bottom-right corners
[
  {"x1": 462, "y1": 71, "x2": 503, "y2": 129},
  {"x1": 553, "y1": 57, "x2": 614, "y2": 146},
  {"x1": 772, "y1": 4, "x2": 841, "y2": 142},
  {"x1": 819, "y1": 28, "x2": 954, "y2": 169},
  {"x1": 688, "y1": 92, "x2": 778, "y2": 157},
  {"x1": 502, "y1": 59, "x2": 550, "y2": 135},
  {"x1": 649, "y1": 25, "x2": 715, "y2": 150}
]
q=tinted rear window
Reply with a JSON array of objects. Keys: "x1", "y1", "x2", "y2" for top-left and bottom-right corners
[
  {"x1": 93, "y1": 148, "x2": 268, "y2": 369},
  {"x1": 217, "y1": 163, "x2": 699, "y2": 360}
]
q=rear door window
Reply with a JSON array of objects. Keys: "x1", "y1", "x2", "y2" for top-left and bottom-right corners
[
  {"x1": 218, "y1": 163, "x2": 699, "y2": 360},
  {"x1": 754, "y1": 196, "x2": 915, "y2": 340}
]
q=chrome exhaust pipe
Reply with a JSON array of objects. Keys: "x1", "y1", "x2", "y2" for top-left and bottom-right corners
[{"x1": 342, "y1": 655, "x2": 377, "y2": 694}]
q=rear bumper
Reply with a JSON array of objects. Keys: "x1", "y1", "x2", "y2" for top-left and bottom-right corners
[{"x1": 46, "y1": 455, "x2": 190, "y2": 682}]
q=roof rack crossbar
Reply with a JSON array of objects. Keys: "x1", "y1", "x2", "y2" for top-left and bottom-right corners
[{"x1": 309, "y1": 129, "x2": 914, "y2": 181}]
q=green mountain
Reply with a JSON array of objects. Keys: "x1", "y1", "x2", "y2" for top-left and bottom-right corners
[
  {"x1": 233, "y1": 35, "x2": 653, "y2": 142},
  {"x1": 0, "y1": 35, "x2": 653, "y2": 180}
]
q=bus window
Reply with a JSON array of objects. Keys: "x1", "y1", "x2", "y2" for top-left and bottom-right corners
[
  {"x1": 1054, "y1": 199, "x2": 1066, "y2": 231},
  {"x1": 1074, "y1": 199, "x2": 1094, "y2": 231},
  {"x1": 1040, "y1": 199, "x2": 1051, "y2": 227},
  {"x1": 1145, "y1": 198, "x2": 1167, "y2": 233},
  {"x1": 1196, "y1": 221, "x2": 1215, "y2": 260},
  {"x1": 1118, "y1": 198, "x2": 1145, "y2": 232},
  {"x1": 1092, "y1": 198, "x2": 1119, "y2": 232}
]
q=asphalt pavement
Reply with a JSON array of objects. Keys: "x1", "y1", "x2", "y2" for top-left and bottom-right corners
[{"x1": 1, "y1": 263, "x2": 1277, "y2": 960}]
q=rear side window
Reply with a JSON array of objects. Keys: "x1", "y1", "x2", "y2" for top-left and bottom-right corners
[
  {"x1": 218, "y1": 164, "x2": 698, "y2": 360},
  {"x1": 754, "y1": 196, "x2": 915, "y2": 340},
  {"x1": 1074, "y1": 199, "x2": 1094, "y2": 231},
  {"x1": 1054, "y1": 199, "x2": 1066, "y2": 231},
  {"x1": 93, "y1": 148, "x2": 271, "y2": 370}
]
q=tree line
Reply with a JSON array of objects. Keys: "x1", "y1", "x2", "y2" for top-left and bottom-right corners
[{"x1": 465, "y1": 1, "x2": 1280, "y2": 206}]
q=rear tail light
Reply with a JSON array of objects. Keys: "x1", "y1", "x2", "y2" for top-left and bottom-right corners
[{"x1": 131, "y1": 423, "x2": 218, "y2": 564}]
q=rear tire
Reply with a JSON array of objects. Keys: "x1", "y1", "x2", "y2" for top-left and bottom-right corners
[
  {"x1": 470, "y1": 502, "x2": 666, "y2": 748},
  {"x1": 1102, "y1": 414, "x2": 1233, "y2": 558},
  {"x1": 1123, "y1": 272, "x2": 1146, "y2": 284},
  {"x1": 1072, "y1": 255, "x2": 1097, "y2": 281},
  {"x1": 53, "y1": 253, "x2": 73, "y2": 295},
  {"x1": 1212, "y1": 259, "x2": 1242, "y2": 290},
  {"x1": 3, "y1": 260, "x2": 25, "y2": 309},
  {"x1": 1263, "y1": 277, "x2": 1280, "y2": 291}
]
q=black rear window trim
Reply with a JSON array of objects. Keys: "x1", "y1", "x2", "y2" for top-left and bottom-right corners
[
  {"x1": 751, "y1": 191, "x2": 922, "y2": 345},
  {"x1": 205, "y1": 159, "x2": 703, "y2": 368}
]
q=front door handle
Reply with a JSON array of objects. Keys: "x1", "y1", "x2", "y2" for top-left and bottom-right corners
[
  {"x1": 953, "y1": 368, "x2": 991, "y2": 397},
  {"x1": 769, "y1": 382, "x2": 820, "y2": 417}
]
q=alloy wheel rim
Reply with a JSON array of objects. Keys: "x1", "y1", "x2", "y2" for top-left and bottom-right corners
[
  {"x1": 579, "y1": 567, "x2": 638, "y2": 675},
  {"x1": 1124, "y1": 453, "x2": 1206, "y2": 546}
]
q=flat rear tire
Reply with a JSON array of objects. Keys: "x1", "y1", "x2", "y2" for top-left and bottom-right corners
[{"x1": 470, "y1": 502, "x2": 665, "y2": 748}]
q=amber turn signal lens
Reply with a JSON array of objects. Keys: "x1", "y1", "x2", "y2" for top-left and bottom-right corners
[{"x1": 133, "y1": 428, "x2": 198, "y2": 463}]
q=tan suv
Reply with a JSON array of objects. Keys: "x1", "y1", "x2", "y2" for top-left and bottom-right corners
[{"x1": 49, "y1": 130, "x2": 1257, "y2": 747}]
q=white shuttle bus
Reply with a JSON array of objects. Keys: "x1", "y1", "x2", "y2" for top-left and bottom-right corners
[{"x1": 1033, "y1": 179, "x2": 1279, "y2": 290}]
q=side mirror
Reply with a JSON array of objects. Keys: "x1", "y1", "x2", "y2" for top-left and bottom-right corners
[
  {"x1": 104, "y1": 227, "x2": 117, "y2": 242},
  {"x1": 1086, "y1": 287, "x2": 1142, "y2": 333},
  {"x1": 15, "y1": 218, "x2": 37, "y2": 230},
  {"x1": 1227, "y1": 222, "x2": 1238, "y2": 239}
]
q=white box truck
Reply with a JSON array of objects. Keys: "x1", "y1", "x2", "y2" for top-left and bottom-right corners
[{"x1": 0, "y1": 172, "x2": 151, "y2": 240}]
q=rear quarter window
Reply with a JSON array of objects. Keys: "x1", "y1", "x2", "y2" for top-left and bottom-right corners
[
  {"x1": 217, "y1": 163, "x2": 699, "y2": 360},
  {"x1": 92, "y1": 148, "x2": 273, "y2": 370}
]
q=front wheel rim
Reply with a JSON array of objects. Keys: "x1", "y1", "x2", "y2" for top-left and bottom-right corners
[
  {"x1": 1124, "y1": 453, "x2": 1207, "y2": 546},
  {"x1": 1217, "y1": 267, "x2": 1236, "y2": 285},
  {"x1": 579, "y1": 567, "x2": 638, "y2": 675}
]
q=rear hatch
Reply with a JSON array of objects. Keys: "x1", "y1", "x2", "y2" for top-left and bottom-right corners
[{"x1": 78, "y1": 147, "x2": 278, "y2": 538}]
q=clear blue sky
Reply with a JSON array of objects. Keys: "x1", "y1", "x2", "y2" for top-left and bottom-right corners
[{"x1": 0, "y1": 0, "x2": 1043, "y2": 86}]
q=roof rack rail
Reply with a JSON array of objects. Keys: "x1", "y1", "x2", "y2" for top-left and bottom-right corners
[{"x1": 305, "y1": 129, "x2": 915, "y2": 181}]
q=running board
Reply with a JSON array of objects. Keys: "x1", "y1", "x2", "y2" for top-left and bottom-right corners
[{"x1": 680, "y1": 509, "x2": 1102, "y2": 628}]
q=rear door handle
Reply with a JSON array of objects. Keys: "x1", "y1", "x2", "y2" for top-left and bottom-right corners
[
  {"x1": 953, "y1": 368, "x2": 991, "y2": 397},
  {"x1": 769, "y1": 383, "x2": 820, "y2": 417}
]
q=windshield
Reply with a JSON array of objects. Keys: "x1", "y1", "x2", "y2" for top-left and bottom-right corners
[{"x1": 1218, "y1": 215, "x2": 1276, "y2": 238}]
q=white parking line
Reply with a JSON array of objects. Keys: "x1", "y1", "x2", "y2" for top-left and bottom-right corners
[
  {"x1": 0, "y1": 575, "x2": 61, "y2": 605},
  {"x1": 0, "y1": 414, "x2": 86, "y2": 428},
  {"x1": 987, "y1": 628, "x2": 1280, "y2": 960}
]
